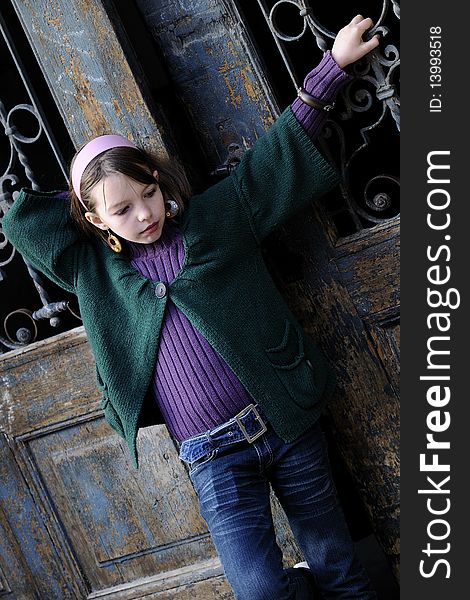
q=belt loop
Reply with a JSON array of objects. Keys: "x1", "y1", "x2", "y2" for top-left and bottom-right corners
[{"x1": 205, "y1": 429, "x2": 216, "y2": 447}]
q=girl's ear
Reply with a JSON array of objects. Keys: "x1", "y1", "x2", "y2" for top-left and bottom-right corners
[
  {"x1": 84, "y1": 211, "x2": 109, "y2": 231},
  {"x1": 152, "y1": 169, "x2": 159, "y2": 182}
]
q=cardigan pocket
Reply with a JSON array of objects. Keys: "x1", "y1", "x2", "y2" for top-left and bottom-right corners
[{"x1": 265, "y1": 320, "x2": 319, "y2": 409}]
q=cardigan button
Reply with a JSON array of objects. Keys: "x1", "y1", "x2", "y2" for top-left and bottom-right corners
[{"x1": 155, "y1": 283, "x2": 167, "y2": 298}]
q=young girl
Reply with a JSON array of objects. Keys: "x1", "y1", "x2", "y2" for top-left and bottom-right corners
[{"x1": 4, "y1": 15, "x2": 380, "y2": 600}]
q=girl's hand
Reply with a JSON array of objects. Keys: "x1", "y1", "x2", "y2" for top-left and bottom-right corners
[{"x1": 331, "y1": 15, "x2": 381, "y2": 69}]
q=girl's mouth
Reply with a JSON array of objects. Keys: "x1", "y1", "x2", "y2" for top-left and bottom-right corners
[{"x1": 142, "y1": 221, "x2": 159, "y2": 234}]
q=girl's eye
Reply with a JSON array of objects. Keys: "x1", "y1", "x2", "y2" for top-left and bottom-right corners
[
  {"x1": 144, "y1": 187, "x2": 157, "y2": 199},
  {"x1": 117, "y1": 206, "x2": 129, "y2": 215}
]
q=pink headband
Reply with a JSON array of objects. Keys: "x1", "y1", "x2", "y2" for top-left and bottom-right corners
[{"x1": 71, "y1": 134, "x2": 137, "y2": 207}]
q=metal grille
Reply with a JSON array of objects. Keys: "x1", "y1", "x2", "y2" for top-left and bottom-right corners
[
  {"x1": 234, "y1": 0, "x2": 400, "y2": 237},
  {"x1": 0, "y1": 4, "x2": 79, "y2": 353}
]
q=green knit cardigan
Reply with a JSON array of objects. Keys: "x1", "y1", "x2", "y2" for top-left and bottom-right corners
[{"x1": 3, "y1": 107, "x2": 340, "y2": 467}]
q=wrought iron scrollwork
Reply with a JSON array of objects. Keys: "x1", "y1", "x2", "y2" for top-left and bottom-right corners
[
  {"x1": 0, "y1": 19, "x2": 80, "y2": 353},
  {"x1": 245, "y1": 0, "x2": 400, "y2": 234},
  {"x1": 1, "y1": 309, "x2": 38, "y2": 350}
]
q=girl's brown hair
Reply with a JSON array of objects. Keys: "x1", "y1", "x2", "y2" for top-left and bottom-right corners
[{"x1": 69, "y1": 145, "x2": 192, "y2": 242}]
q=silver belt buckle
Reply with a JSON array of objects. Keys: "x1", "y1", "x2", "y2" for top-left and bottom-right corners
[{"x1": 235, "y1": 404, "x2": 267, "y2": 443}]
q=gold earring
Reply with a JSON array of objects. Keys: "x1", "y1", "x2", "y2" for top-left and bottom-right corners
[{"x1": 107, "y1": 230, "x2": 122, "y2": 253}]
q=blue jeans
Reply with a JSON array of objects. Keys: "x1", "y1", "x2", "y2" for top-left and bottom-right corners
[{"x1": 179, "y1": 405, "x2": 377, "y2": 600}]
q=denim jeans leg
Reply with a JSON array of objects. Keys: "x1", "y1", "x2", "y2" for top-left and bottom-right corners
[
  {"x1": 268, "y1": 422, "x2": 377, "y2": 599},
  {"x1": 189, "y1": 439, "x2": 317, "y2": 600}
]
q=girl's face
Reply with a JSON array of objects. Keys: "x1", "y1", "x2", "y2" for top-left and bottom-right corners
[{"x1": 84, "y1": 170, "x2": 166, "y2": 244}]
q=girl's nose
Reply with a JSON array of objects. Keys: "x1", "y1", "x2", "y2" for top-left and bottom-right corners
[{"x1": 137, "y1": 204, "x2": 152, "y2": 221}]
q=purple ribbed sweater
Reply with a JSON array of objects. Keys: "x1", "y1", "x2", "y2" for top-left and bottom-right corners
[
  {"x1": 128, "y1": 222, "x2": 253, "y2": 441},
  {"x1": 128, "y1": 51, "x2": 351, "y2": 442}
]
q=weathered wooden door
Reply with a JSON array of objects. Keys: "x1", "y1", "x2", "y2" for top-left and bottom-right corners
[{"x1": 0, "y1": 0, "x2": 399, "y2": 597}]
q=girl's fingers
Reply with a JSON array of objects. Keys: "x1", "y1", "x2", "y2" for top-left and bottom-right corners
[
  {"x1": 334, "y1": 15, "x2": 379, "y2": 65},
  {"x1": 369, "y1": 34, "x2": 381, "y2": 49},
  {"x1": 357, "y1": 17, "x2": 374, "y2": 33},
  {"x1": 360, "y1": 35, "x2": 380, "y2": 55},
  {"x1": 350, "y1": 14, "x2": 364, "y2": 24}
]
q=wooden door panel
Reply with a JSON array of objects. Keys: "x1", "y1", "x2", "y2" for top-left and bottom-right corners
[
  {"x1": 84, "y1": 563, "x2": 232, "y2": 600},
  {"x1": 0, "y1": 329, "x2": 235, "y2": 598},
  {"x1": 336, "y1": 235, "x2": 400, "y2": 318},
  {"x1": 367, "y1": 322, "x2": 400, "y2": 395},
  {"x1": 0, "y1": 327, "x2": 99, "y2": 438},
  {"x1": 0, "y1": 434, "x2": 80, "y2": 598},
  {"x1": 25, "y1": 424, "x2": 213, "y2": 581},
  {"x1": 334, "y1": 219, "x2": 400, "y2": 397}
]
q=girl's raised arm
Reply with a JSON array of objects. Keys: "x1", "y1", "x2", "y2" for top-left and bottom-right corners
[
  {"x1": 2, "y1": 189, "x2": 79, "y2": 293},
  {"x1": 231, "y1": 15, "x2": 379, "y2": 244}
]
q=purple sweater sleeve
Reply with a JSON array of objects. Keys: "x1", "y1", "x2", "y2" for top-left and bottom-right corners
[{"x1": 291, "y1": 50, "x2": 353, "y2": 139}]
